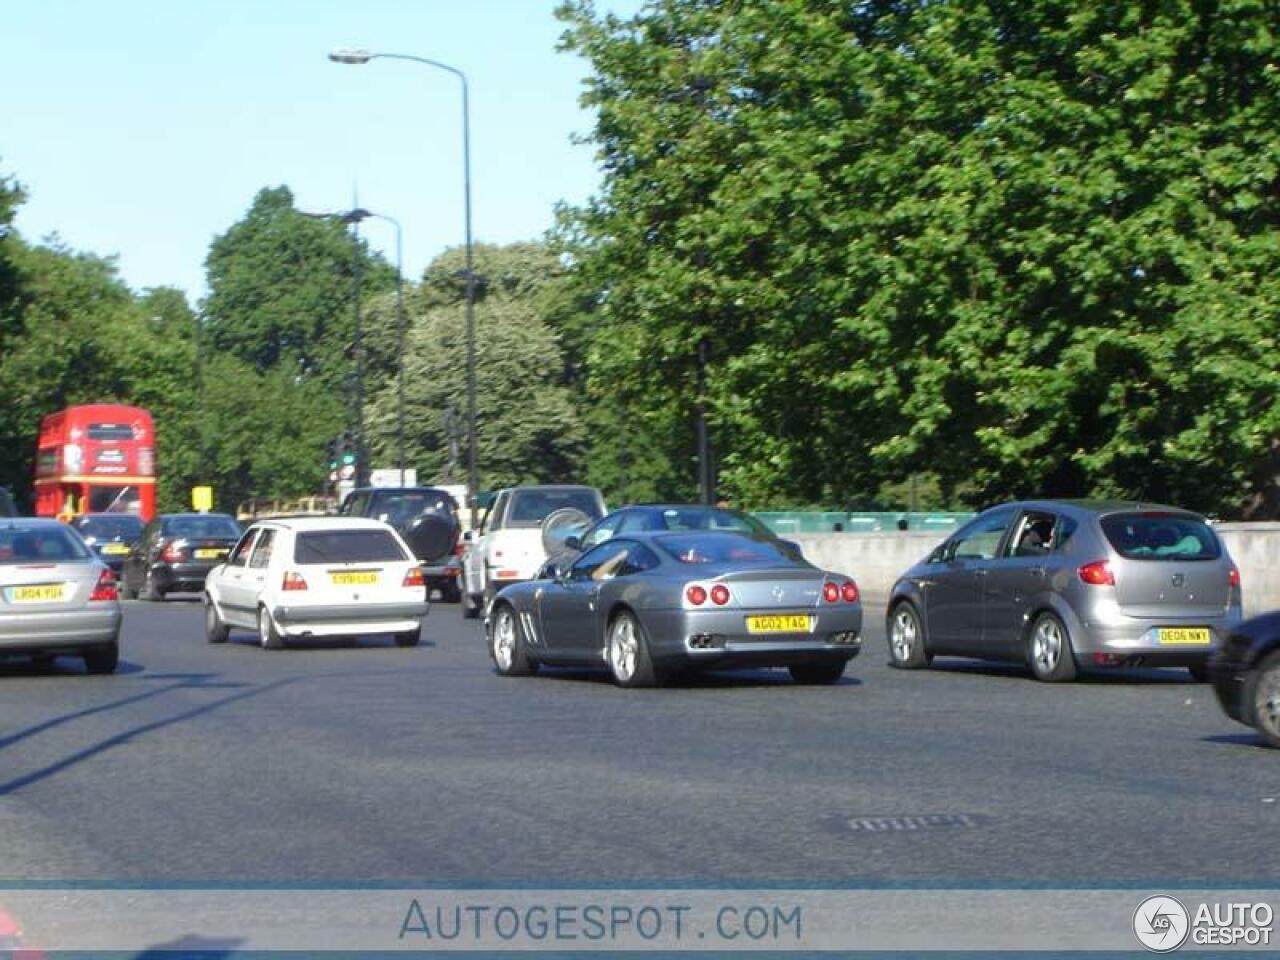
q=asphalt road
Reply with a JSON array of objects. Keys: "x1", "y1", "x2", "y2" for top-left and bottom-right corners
[{"x1": 0, "y1": 594, "x2": 1276, "y2": 885}]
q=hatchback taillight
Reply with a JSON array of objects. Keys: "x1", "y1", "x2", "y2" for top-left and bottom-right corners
[
  {"x1": 1229, "y1": 566, "x2": 1241, "y2": 588},
  {"x1": 1078, "y1": 560, "x2": 1115, "y2": 586},
  {"x1": 160, "y1": 542, "x2": 183, "y2": 563},
  {"x1": 282, "y1": 571, "x2": 308, "y2": 591},
  {"x1": 403, "y1": 567, "x2": 426, "y2": 588},
  {"x1": 89, "y1": 568, "x2": 119, "y2": 602}
]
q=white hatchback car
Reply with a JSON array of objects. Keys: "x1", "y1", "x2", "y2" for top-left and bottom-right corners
[{"x1": 204, "y1": 517, "x2": 429, "y2": 649}]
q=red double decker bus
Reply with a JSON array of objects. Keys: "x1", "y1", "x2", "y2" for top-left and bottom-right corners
[{"x1": 34, "y1": 404, "x2": 156, "y2": 521}]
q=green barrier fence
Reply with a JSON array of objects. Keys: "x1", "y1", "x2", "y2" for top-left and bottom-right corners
[{"x1": 754, "y1": 511, "x2": 975, "y2": 534}]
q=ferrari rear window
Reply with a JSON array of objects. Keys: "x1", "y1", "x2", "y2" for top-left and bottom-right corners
[
  {"x1": 295, "y1": 529, "x2": 408, "y2": 564},
  {"x1": 1100, "y1": 513, "x2": 1221, "y2": 561},
  {"x1": 656, "y1": 533, "x2": 791, "y2": 566}
]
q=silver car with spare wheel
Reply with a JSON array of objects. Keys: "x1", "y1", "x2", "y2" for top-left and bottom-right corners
[{"x1": 886, "y1": 500, "x2": 1242, "y2": 682}]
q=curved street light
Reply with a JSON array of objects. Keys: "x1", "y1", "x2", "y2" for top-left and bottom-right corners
[
  {"x1": 329, "y1": 47, "x2": 478, "y2": 527},
  {"x1": 300, "y1": 207, "x2": 408, "y2": 489}
]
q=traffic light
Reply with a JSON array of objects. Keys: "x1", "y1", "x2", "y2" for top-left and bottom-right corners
[
  {"x1": 325, "y1": 438, "x2": 338, "y2": 471},
  {"x1": 337, "y1": 432, "x2": 357, "y2": 481}
]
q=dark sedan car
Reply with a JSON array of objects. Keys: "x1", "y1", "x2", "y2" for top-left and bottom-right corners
[
  {"x1": 70, "y1": 513, "x2": 145, "y2": 573},
  {"x1": 340, "y1": 486, "x2": 462, "y2": 601},
  {"x1": 539, "y1": 503, "x2": 801, "y2": 577},
  {"x1": 122, "y1": 513, "x2": 242, "y2": 601},
  {"x1": 487, "y1": 530, "x2": 862, "y2": 687},
  {"x1": 1210, "y1": 612, "x2": 1280, "y2": 748}
]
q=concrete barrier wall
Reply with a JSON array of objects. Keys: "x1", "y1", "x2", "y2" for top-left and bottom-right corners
[{"x1": 794, "y1": 522, "x2": 1280, "y2": 619}]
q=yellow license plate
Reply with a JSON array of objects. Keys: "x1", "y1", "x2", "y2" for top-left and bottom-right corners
[
  {"x1": 11, "y1": 584, "x2": 66, "y2": 603},
  {"x1": 331, "y1": 571, "x2": 378, "y2": 586},
  {"x1": 102, "y1": 544, "x2": 130, "y2": 555},
  {"x1": 746, "y1": 614, "x2": 813, "y2": 634},
  {"x1": 1158, "y1": 627, "x2": 1211, "y2": 646},
  {"x1": 195, "y1": 548, "x2": 226, "y2": 560}
]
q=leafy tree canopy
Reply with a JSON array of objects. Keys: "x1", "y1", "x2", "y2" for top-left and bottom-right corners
[
  {"x1": 365, "y1": 243, "x2": 585, "y2": 491},
  {"x1": 558, "y1": 0, "x2": 1280, "y2": 516},
  {"x1": 202, "y1": 186, "x2": 396, "y2": 389}
]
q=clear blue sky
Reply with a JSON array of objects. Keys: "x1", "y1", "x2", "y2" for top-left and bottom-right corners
[{"x1": 1, "y1": 1, "x2": 641, "y2": 302}]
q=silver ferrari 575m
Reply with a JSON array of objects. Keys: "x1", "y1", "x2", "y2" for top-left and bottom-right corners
[{"x1": 485, "y1": 530, "x2": 862, "y2": 687}]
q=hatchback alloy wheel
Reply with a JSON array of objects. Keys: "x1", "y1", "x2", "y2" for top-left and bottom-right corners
[
  {"x1": 1031, "y1": 618, "x2": 1062, "y2": 674},
  {"x1": 1028, "y1": 612, "x2": 1076, "y2": 682}
]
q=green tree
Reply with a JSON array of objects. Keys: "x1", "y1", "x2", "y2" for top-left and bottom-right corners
[
  {"x1": 0, "y1": 238, "x2": 199, "y2": 509},
  {"x1": 557, "y1": 0, "x2": 1280, "y2": 516},
  {"x1": 364, "y1": 243, "x2": 585, "y2": 491},
  {"x1": 202, "y1": 186, "x2": 396, "y2": 387}
]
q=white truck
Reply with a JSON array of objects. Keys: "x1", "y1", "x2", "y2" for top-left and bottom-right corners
[{"x1": 460, "y1": 484, "x2": 606, "y2": 618}]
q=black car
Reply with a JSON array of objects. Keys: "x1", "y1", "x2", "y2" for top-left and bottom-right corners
[
  {"x1": 70, "y1": 512, "x2": 145, "y2": 573},
  {"x1": 1210, "y1": 611, "x2": 1280, "y2": 748},
  {"x1": 122, "y1": 513, "x2": 242, "y2": 600},
  {"x1": 540, "y1": 504, "x2": 801, "y2": 578},
  {"x1": 340, "y1": 487, "x2": 462, "y2": 601}
]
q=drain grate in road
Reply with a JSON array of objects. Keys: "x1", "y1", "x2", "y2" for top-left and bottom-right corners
[{"x1": 831, "y1": 813, "x2": 992, "y2": 834}]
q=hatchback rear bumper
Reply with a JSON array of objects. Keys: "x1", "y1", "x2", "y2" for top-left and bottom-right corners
[
  {"x1": 1069, "y1": 607, "x2": 1241, "y2": 664},
  {"x1": 272, "y1": 600, "x2": 428, "y2": 638}
]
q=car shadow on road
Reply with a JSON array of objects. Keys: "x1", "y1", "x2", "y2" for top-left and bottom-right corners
[
  {"x1": 926, "y1": 660, "x2": 1197, "y2": 685},
  {"x1": 225, "y1": 632, "x2": 436, "y2": 651},
  {"x1": 529, "y1": 666, "x2": 862, "y2": 690},
  {"x1": 1202, "y1": 732, "x2": 1274, "y2": 751},
  {"x1": 0, "y1": 675, "x2": 297, "y2": 797},
  {"x1": 0, "y1": 656, "x2": 147, "y2": 677},
  {"x1": 0, "y1": 673, "x2": 251, "y2": 754}
]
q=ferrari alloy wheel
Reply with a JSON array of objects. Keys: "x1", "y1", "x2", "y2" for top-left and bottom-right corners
[
  {"x1": 607, "y1": 611, "x2": 657, "y2": 688},
  {"x1": 489, "y1": 603, "x2": 535, "y2": 676}
]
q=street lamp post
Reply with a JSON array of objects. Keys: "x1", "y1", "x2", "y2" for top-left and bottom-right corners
[
  {"x1": 329, "y1": 47, "x2": 478, "y2": 527},
  {"x1": 301, "y1": 207, "x2": 407, "y2": 488}
]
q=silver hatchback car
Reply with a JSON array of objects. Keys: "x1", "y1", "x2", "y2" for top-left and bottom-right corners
[{"x1": 886, "y1": 500, "x2": 1242, "y2": 682}]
